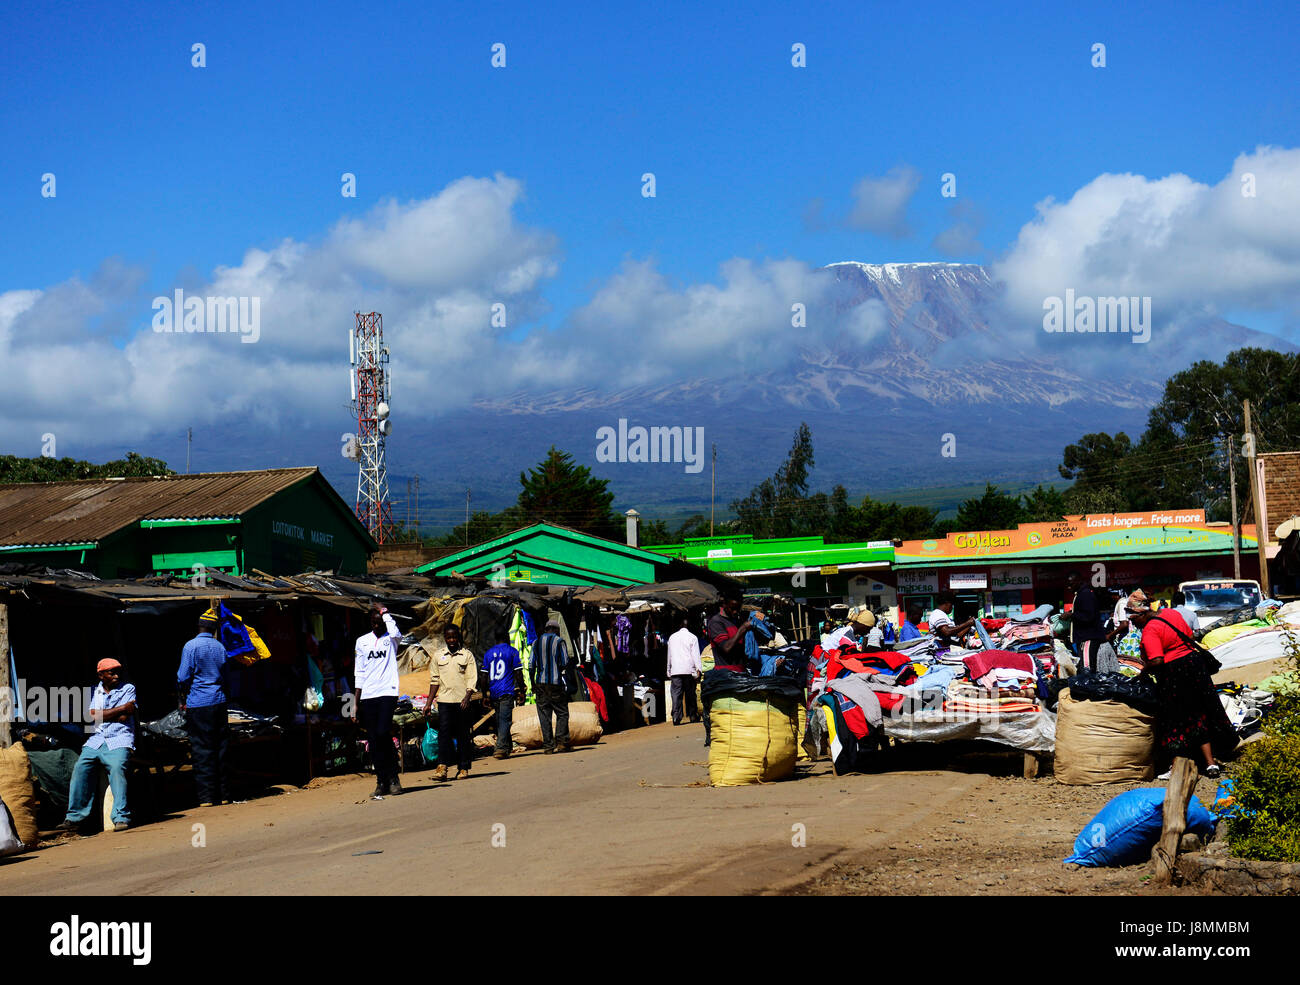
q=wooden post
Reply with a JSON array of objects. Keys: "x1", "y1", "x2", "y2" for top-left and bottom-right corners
[
  {"x1": 0, "y1": 602, "x2": 11, "y2": 748},
  {"x1": 1151, "y1": 756, "x2": 1199, "y2": 884},
  {"x1": 1228, "y1": 434, "x2": 1241, "y2": 579},
  {"x1": 1244, "y1": 400, "x2": 1271, "y2": 596},
  {"x1": 1022, "y1": 752, "x2": 1040, "y2": 779}
]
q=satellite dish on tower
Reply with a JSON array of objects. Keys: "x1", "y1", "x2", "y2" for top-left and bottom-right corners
[
  {"x1": 379, "y1": 419, "x2": 392, "y2": 436},
  {"x1": 377, "y1": 401, "x2": 390, "y2": 420}
]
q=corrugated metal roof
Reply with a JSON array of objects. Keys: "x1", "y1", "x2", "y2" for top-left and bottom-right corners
[{"x1": 0, "y1": 467, "x2": 320, "y2": 547}]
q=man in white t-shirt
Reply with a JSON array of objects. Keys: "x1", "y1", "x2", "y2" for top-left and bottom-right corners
[
  {"x1": 928, "y1": 594, "x2": 974, "y2": 645},
  {"x1": 353, "y1": 603, "x2": 403, "y2": 798}
]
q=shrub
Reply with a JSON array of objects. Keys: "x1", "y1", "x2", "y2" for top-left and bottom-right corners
[{"x1": 1226, "y1": 733, "x2": 1300, "y2": 863}]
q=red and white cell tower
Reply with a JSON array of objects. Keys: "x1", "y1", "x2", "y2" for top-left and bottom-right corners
[{"x1": 349, "y1": 311, "x2": 395, "y2": 544}]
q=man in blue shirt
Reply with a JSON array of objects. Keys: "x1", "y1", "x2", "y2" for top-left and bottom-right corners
[
  {"x1": 480, "y1": 642, "x2": 525, "y2": 759},
  {"x1": 57, "y1": 658, "x2": 137, "y2": 834},
  {"x1": 899, "y1": 604, "x2": 924, "y2": 642},
  {"x1": 530, "y1": 622, "x2": 571, "y2": 753},
  {"x1": 178, "y1": 611, "x2": 231, "y2": 807}
]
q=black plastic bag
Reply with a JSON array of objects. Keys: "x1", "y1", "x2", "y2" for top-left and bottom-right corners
[
  {"x1": 1064, "y1": 671, "x2": 1160, "y2": 715},
  {"x1": 701, "y1": 668, "x2": 804, "y2": 705}
]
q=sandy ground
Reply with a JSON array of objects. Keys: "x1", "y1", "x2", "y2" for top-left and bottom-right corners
[
  {"x1": 797, "y1": 747, "x2": 1223, "y2": 896},
  {"x1": 0, "y1": 721, "x2": 1225, "y2": 896}
]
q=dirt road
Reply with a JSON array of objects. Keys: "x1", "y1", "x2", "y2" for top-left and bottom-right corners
[{"x1": 0, "y1": 724, "x2": 1201, "y2": 896}]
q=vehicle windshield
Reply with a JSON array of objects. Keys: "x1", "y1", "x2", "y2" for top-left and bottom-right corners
[{"x1": 1182, "y1": 584, "x2": 1261, "y2": 610}]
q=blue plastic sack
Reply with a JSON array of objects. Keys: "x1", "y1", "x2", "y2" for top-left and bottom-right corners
[
  {"x1": 1064, "y1": 787, "x2": 1216, "y2": 867},
  {"x1": 421, "y1": 725, "x2": 439, "y2": 765}
]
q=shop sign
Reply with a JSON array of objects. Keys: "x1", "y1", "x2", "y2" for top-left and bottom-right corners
[
  {"x1": 949, "y1": 572, "x2": 987, "y2": 590},
  {"x1": 898, "y1": 569, "x2": 939, "y2": 593},
  {"x1": 820, "y1": 565, "x2": 839, "y2": 575},
  {"x1": 990, "y1": 566, "x2": 1034, "y2": 590},
  {"x1": 707, "y1": 548, "x2": 733, "y2": 559}
]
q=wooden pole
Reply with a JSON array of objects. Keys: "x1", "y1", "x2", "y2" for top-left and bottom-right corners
[
  {"x1": 1228, "y1": 434, "x2": 1241, "y2": 579},
  {"x1": 1151, "y1": 756, "x2": 1199, "y2": 884},
  {"x1": 1244, "y1": 400, "x2": 1271, "y2": 596},
  {"x1": 0, "y1": 603, "x2": 11, "y2": 748}
]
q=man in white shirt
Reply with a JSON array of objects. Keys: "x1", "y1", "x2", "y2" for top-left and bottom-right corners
[
  {"x1": 666, "y1": 615, "x2": 702, "y2": 726},
  {"x1": 353, "y1": 603, "x2": 403, "y2": 798},
  {"x1": 928, "y1": 594, "x2": 974, "y2": 645}
]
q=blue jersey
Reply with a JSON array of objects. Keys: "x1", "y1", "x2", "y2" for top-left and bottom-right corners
[{"x1": 482, "y1": 644, "x2": 522, "y2": 699}]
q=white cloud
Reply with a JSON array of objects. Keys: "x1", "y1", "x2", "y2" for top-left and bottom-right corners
[
  {"x1": 846, "y1": 166, "x2": 921, "y2": 237},
  {"x1": 994, "y1": 146, "x2": 1300, "y2": 326},
  {"x1": 0, "y1": 174, "x2": 561, "y2": 448}
]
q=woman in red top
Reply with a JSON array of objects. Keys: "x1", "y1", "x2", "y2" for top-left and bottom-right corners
[{"x1": 1128, "y1": 590, "x2": 1234, "y2": 777}]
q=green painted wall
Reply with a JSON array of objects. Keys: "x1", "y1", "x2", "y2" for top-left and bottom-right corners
[
  {"x1": 243, "y1": 480, "x2": 372, "y2": 576},
  {"x1": 419, "y1": 525, "x2": 668, "y2": 587},
  {"x1": 0, "y1": 474, "x2": 373, "y2": 578}
]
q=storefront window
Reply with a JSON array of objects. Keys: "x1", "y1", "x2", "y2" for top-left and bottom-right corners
[{"x1": 990, "y1": 591, "x2": 1022, "y2": 618}]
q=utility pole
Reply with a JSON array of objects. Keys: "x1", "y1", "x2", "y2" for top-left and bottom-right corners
[
  {"x1": 413, "y1": 474, "x2": 420, "y2": 544},
  {"x1": 406, "y1": 478, "x2": 412, "y2": 538},
  {"x1": 0, "y1": 603, "x2": 10, "y2": 748},
  {"x1": 466, "y1": 488, "x2": 471, "y2": 546},
  {"x1": 710, "y1": 443, "x2": 717, "y2": 536},
  {"x1": 1244, "y1": 400, "x2": 1271, "y2": 595},
  {"x1": 1228, "y1": 434, "x2": 1241, "y2": 578},
  {"x1": 186, "y1": 427, "x2": 192, "y2": 474}
]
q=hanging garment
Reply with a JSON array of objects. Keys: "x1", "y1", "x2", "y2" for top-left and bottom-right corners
[
  {"x1": 509, "y1": 607, "x2": 535, "y2": 702},
  {"x1": 614, "y1": 614, "x2": 632, "y2": 654},
  {"x1": 745, "y1": 613, "x2": 775, "y2": 667},
  {"x1": 583, "y1": 674, "x2": 609, "y2": 722},
  {"x1": 212, "y1": 602, "x2": 272, "y2": 665}
]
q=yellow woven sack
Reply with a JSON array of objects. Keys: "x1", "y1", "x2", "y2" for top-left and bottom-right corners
[{"x1": 708, "y1": 694, "x2": 798, "y2": 786}]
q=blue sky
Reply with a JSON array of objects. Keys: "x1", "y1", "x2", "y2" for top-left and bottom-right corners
[
  {"x1": 5, "y1": 0, "x2": 1296, "y2": 315},
  {"x1": 1, "y1": 0, "x2": 1299, "y2": 518}
]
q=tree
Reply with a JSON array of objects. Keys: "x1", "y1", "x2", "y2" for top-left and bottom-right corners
[
  {"x1": 1058, "y1": 347, "x2": 1300, "y2": 521},
  {"x1": 731, "y1": 423, "x2": 816, "y2": 537},
  {"x1": 516, "y1": 447, "x2": 618, "y2": 538},
  {"x1": 1019, "y1": 484, "x2": 1068, "y2": 523},
  {"x1": 0, "y1": 451, "x2": 174, "y2": 484},
  {"x1": 640, "y1": 518, "x2": 673, "y2": 545},
  {"x1": 954, "y1": 483, "x2": 1024, "y2": 531}
]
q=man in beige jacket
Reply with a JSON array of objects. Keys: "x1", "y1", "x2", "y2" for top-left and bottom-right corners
[{"x1": 424, "y1": 624, "x2": 479, "y2": 780}]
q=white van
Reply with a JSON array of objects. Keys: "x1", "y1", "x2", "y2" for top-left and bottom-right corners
[{"x1": 1177, "y1": 580, "x2": 1262, "y2": 630}]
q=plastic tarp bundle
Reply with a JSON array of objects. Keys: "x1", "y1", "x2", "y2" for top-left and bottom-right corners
[
  {"x1": 1054, "y1": 690, "x2": 1155, "y2": 785},
  {"x1": 27, "y1": 747, "x2": 79, "y2": 816},
  {"x1": 882, "y1": 709, "x2": 1057, "y2": 754},
  {"x1": 704, "y1": 670, "x2": 801, "y2": 786},
  {"x1": 1064, "y1": 788, "x2": 1216, "y2": 866},
  {"x1": 1210, "y1": 627, "x2": 1295, "y2": 671}
]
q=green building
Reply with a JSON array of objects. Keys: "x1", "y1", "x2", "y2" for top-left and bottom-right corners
[
  {"x1": 415, "y1": 522, "x2": 725, "y2": 588},
  {"x1": 646, "y1": 534, "x2": 897, "y2": 607},
  {"x1": 0, "y1": 467, "x2": 376, "y2": 578}
]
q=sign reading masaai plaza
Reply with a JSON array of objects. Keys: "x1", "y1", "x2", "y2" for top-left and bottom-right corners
[{"x1": 896, "y1": 510, "x2": 1257, "y2": 566}]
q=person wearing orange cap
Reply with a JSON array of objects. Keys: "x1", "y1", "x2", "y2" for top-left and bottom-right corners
[{"x1": 56, "y1": 659, "x2": 137, "y2": 834}]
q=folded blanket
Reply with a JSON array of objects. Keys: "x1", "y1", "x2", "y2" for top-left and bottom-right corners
[{"x1": 963, "y1": 649, "x2": 1035, "y2": 680}]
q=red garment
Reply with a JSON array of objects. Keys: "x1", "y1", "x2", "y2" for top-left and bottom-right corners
[
  {"x1": 840, "y1": 701, "x2": 870, "y2": 738},
  {"x1": 962, "y1": 649, "x2": 1035, "y2": 680},
  {"x1": 583, "y1": 676, "x2": 609, "y2": 722},
  {"x1": 1142, "y1": 611, "x2": 1194, "y2": 665},
  {"x1": 979, "y1": 618, "x2": 1008, "y2": 631}
]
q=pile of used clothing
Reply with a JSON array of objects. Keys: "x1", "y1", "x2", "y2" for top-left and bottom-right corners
[{"x1": 800, "y1": 610, "x2": 1063, "y2": 774}]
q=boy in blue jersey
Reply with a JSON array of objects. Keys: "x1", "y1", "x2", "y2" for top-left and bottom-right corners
[{"x1": 480, "y1": 642, "x2": 525, "y2": 759}]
